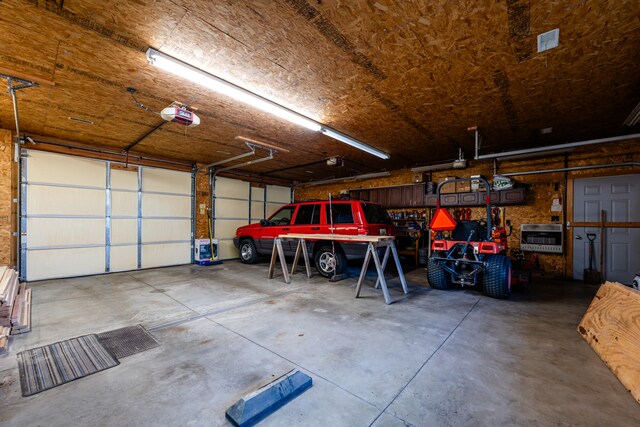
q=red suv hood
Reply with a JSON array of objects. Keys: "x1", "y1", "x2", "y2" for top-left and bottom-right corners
[{"x1": 236, "y1": 223, "x2": 261, "y2": 236}]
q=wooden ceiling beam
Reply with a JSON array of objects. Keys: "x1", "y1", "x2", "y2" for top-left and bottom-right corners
[{"x1": 0, "y1": 66, "x2": 55, "y2": 87}]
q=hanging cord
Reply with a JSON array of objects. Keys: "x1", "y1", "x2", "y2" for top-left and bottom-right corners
[{"x1": 127, "y1": 87, "x2": 161, "y2": 115}]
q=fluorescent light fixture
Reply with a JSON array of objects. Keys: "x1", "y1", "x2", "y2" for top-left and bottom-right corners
[
  {"x1": 411, "y1": 163, "x2": 454, "y2": 172},
  {"x1": 320, "y1": 127, "x2": 390, "y2": 159},
  {"x1": 304, "y1": 171, "x2": 390, "y2": 186},
  {"x1": 146, "y1": 48, "x2": 321, "y2": 132},
  {"x1": 623, "y1": 100, "x2": 640, "y2": 126},
  {"x1": 146, "y1": 48, "x2": 391, "y2": 159}
]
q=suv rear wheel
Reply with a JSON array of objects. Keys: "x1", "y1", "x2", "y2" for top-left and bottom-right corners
[
  {"x1": 314, "y1": 245, "x2": 346, "y2": 278},
  {"x1": 239, "y1": 238, "x2": 259, "y2": 264}
]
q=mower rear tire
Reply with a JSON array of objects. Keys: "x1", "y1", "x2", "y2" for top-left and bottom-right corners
[
  {"x1": 427, "y1": 254, "x2": 450, "y2": 290},
  {"x1": 483, "y1": 254, "x2": 512, "y2": 299}
]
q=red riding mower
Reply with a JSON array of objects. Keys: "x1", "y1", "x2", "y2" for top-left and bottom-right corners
[{"x1": 427, "y1": 177, "x2": 513, "y2": 298}]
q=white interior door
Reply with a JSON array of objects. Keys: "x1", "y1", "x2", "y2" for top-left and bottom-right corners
[{"x1": 573, "y1": 174, "x2": 640, "y2": 284}]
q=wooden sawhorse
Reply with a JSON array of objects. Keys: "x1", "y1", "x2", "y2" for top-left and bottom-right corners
[{"x1": 268, "y1": 234, "x2": 409, "y2": 304}]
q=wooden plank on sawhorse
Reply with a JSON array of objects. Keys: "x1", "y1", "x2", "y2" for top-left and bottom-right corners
[
  {"x1": 355, "y1": 239, "x2": 409, "y2": 304},
  {"x1": 268, "y1": 238, "x2": 290, "y2": 284}
]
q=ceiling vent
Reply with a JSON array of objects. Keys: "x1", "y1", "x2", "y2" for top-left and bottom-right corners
[
  {"x1": 537, "y1": 29, "x2": 559, "y2": 53},
  {"x1": 68, "y1": 116, "x2": 94, "y2": 125}
]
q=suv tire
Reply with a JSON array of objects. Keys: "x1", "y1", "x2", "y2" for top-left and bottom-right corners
[
  {"x1": 483, "y1": 254, "x2": 512, "y2": 299},
  {"x1": 314, "y1": 244, "x2": 346, "y2": 278},
  {"x1": 239, "y1": 238, "x2": 259, "y2": 264},
  {"x1": 427, "y1": 253, "x2": 450, "y2": 289}
]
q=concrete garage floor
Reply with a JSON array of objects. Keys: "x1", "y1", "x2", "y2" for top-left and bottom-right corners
[{"x1": 1, "y1": 261, "x2": 639, "y2": 426}]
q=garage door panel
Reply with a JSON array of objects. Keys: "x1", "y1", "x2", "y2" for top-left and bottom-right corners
[
  {"x1": 112, "y1": 191, "x2": 138, "y2": 217},
  {"x1": 27, "y1": 218, "x2": 105, "y2": 247},
  {"x1": 111, "y1": 168, "x2": 138, "y2": 190},
  {"x1": 142, "y1": 219, "x2": 191, "y2": 242},
  {"x1": 266, "y1": 185, "x2": 290, "y2": 203},
  {"x1": 142, "y1": 194, "x2": 191, "y2": 217},
  {"x1": 216, "y1": 199, "x2": 249, "y2": 219},
  {"x1": 142, "y1": 242, "x2": 191, "y2": 268},
  {"x1": 142, "y1": 168, "x2": 191, "y2": 194},
  {"x1": 251, "y1": 187, "x2": 264, "y2": 201},
  {"x1": 216, "y1": 177, "x2": 249, "y2": 199},
  {"x1": 110, "y1": 245, "x2": 138, "y2": 271},
  {"x1": 251, "y1": 201, "x2": 265, "y2": 220},
  {"x1": 27, "y1": 247, "x2": 105, "y2": 281},
  {"x1": 267, "y1": 202, "x2": 286, "y2": 217},
  {"x1": 26, "y1": 151, "x2": 106, "y2": 188},
  {"x1": 27, "y1": 186, "x2": 105, "y2": 216},
  {"x1": 112, "y1": 219, "x2": 137, "y2": 244},
  {"x1": 216, "y1": 219, "x2": 247, "y2": 239},
  {"x1": 217, "y1": 240, "x2": 239, "y2": 260}
]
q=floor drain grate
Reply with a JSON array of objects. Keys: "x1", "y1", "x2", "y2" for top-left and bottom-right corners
[{"x1": 97, "y1": 325, "x2": 160, "y2": 359}]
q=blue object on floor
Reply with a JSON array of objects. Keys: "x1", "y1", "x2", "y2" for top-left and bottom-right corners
[
  {"x1": 195, "y1": 260, "x2": 223, "y2": 266},
  {"x1": 225, "y1": 370, "x2": 312, "y2": 427}
]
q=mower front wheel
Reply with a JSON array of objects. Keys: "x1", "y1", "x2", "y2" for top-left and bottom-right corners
[
  {"x1": 427, "y1": 254, "x2": 450, "y2": 290},
  {"x1": 483, "y1": 254, "x2": 512, "y2": 299}
]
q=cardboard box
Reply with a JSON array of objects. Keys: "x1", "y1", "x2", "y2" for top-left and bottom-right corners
[
  {"x1": 456, "y1": 180, "x2": 471, "y2": 193},
  {"x1": 439, "y1": 176, "x2": 458, "y2": 193}
]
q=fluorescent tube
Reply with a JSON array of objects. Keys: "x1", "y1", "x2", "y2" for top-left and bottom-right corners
[
  {"x1": 410, "y1": 163, "x2": 453, "y2": 172},
  {"x1": 147, "y1": 48, "x2": 391, "y2": 159},
  {"x1": 320, "y1": 127, "x2": 390, "y2": 159},
  {"x1": 146, "y1": 48, "x2": 321, "y2": 132}
]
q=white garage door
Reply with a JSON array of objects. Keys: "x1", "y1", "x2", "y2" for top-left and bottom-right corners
[
  {"x1": 22, "y1": 150, "x2": 193, "y2": 281},
  {"x1": 213, "y1": 176, "x2": 291, "y2": 260},
  {"x1": 214, "y1": 176, "x2": 250, "y2": 260}
]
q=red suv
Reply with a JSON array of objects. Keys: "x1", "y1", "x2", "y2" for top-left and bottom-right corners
[{"x1": 234, "y1": 200, "x2": 395, "y2": 277}]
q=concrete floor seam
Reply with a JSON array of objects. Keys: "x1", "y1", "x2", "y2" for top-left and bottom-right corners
[
  {"x1": 145, "y1": 284, "x2": 315, "y2": 331},
  {"x1": 205, "y1": 316, "x2": 382, "y2": 412},
  {"x1": 367, "y1": 297, "x2": 482, "y2": 427}
]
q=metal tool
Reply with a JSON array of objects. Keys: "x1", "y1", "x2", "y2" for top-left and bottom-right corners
[{"x1": 583, "y1": 233, "x2": 600, "y2": 283}]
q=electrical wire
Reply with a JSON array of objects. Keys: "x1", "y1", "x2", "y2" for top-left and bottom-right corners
[{"x1": 127, "y1": 88, "x2": 161, "y2": 115}]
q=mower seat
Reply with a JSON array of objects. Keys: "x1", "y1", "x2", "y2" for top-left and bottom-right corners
[{"x1": 452, "y1": 220, "x2": 485, "y2": 242}]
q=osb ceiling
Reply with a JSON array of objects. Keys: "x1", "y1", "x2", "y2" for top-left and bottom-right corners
[{"x1": 0, "y1": 0, "x2": 638, "y2": 183}]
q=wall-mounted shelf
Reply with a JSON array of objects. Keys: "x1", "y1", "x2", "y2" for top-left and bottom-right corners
[
  {"x1": 425, "y1": 187, "x2": 526, "y2": 207},
  {"x1": 350, "y1": 184, "x2": 526, "y2": 208}
]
